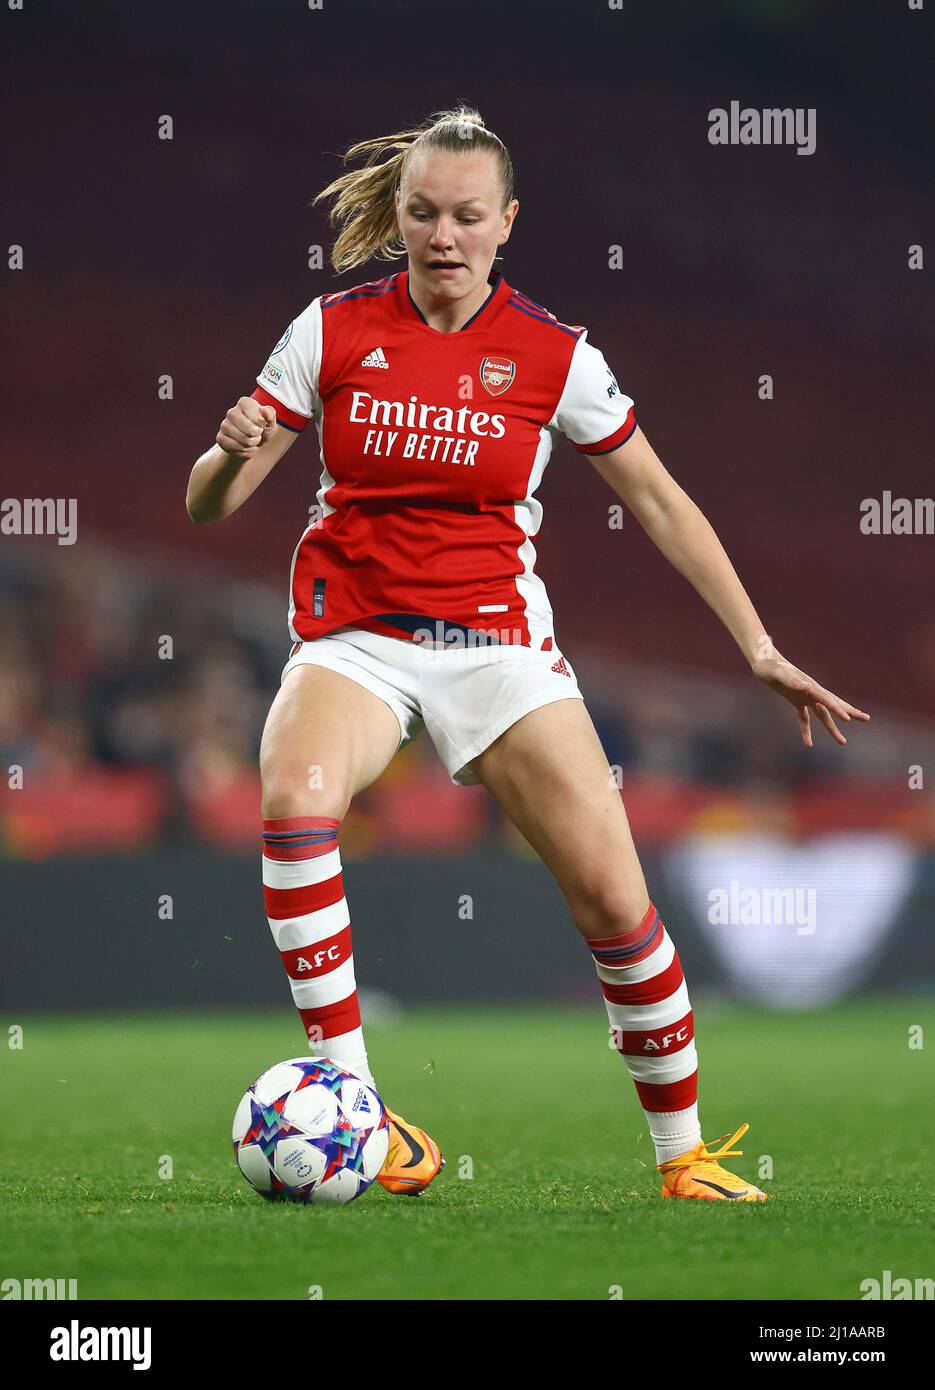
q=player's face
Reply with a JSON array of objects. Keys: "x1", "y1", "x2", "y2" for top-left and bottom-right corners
[{"x1": 397, "y1": 149, "x2": 518, "y2": 302}]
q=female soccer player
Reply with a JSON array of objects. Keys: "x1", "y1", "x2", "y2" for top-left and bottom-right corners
[{"x1": 186, "y1": 106, "x2": 869, "y2": 1201}]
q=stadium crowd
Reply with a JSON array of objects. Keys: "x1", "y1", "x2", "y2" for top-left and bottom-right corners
[{"x1": 1, "y1": 541, "x2": 932, "y2": 859}]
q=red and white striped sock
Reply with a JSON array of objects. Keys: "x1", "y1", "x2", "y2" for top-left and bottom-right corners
[
  {"x1": 587, "y1": 902, "x2": 702, "y2": 1164},
  {"x1": 261, "y1": 815, "x2": 375, "y2": 1088}
]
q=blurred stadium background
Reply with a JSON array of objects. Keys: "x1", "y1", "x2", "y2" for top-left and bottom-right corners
[{"x1": 3, "y1": 0, "x2": 934, "y2": 1023}]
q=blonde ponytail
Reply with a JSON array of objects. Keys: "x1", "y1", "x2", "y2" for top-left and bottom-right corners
[{"x1": 311, "y1": 105, "x2": 514, "y2": 274}]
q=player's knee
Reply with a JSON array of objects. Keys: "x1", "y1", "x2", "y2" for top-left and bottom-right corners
[
  {"x1": 568, "y1": 876, "x2": 650, "y2": 939},
  {"x1": 260, "y1": 765, "x2": 349, "y2": 822}
]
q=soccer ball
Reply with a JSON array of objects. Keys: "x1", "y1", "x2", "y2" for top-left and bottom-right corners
[{"x1": 232, "y1": 1058, "x2": 389, "y2": 1204}]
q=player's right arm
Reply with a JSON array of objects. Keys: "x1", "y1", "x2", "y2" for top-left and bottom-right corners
[{"x1": 186, "y1": 397, "x2": 300, "y2": 524}]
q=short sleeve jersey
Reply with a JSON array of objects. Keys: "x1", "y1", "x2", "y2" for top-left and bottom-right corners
[{"x1": 252, "y1": 269, "x2": 636, "y2": 650}]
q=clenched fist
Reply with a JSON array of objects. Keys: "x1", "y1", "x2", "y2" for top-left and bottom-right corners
[{"x1": 217, "y1": 397, "x2": 278, "y2": 457}]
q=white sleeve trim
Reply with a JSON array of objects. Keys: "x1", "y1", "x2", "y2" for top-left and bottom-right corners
[
  {"x1": 256, "y1": 297, "x2": 323, "y2": 422},
  {"x1": 549, "y1": 333, "x2": 636, "y2": 452}
]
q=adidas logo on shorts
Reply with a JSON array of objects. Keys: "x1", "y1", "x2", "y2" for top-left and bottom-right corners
[
  {"x1": 551, "y1": 656, "x2": 571, "y2": 677},
  {"x1": 361, "y1": 346, "x2": 390, "y2": 369}
]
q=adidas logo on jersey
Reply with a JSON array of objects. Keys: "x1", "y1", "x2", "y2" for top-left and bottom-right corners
[
  {"x1": 361, "y1": 346, "x2": 390, "y2": 369},
  {"x1": 551, "y1": 656, "x2": 571, "y2": 677}
]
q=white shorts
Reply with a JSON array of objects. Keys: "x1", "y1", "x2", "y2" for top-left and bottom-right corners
[{"x1": 280, "y1": 625, "x2": 584, "y2": 787}]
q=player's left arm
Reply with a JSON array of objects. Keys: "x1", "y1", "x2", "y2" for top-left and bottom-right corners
[{"x1": 587, "y1": 426, "x2": 870, "y2": 747}]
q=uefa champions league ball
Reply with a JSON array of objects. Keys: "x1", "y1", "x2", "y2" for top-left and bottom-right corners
[{"x1": 232, "y1": 1058, "x2": 389, "y2": 1204}]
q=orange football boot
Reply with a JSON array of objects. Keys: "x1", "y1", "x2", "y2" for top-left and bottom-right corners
[
  {"x1": 657, "y1": 1122, "x2": 768, "y2": 1202},
  {"x1": 376, "y1": 1106, "x2": 445, "y2": 1195}
]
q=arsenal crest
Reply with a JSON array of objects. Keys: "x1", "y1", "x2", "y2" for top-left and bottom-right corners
[{"x1": 480, "y1": 356, "x2": 516, "y2": 396}]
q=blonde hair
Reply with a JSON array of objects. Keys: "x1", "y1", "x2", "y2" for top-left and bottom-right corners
[{"x1": 311, "y1": 105, "x2": 514, "y2": 275}]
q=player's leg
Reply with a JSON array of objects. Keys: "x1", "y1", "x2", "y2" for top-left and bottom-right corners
[
  {"x1": 468, "y1": 697, "x2": 766, "y2": 1201},
  {"x1": 259, "y1": 663, "x2": 402, "y2": 1086},
  {"x1": 260, "y1": 661, "x2": 444, "y2": 1195}
]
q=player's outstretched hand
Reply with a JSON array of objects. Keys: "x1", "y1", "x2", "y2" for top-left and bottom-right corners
[
  {"x1": 216, "y1": 397, "x2": 277, "y2": 458},
  {"x1": 751, "y1": 653, "x2": 870, "y2": 748}
]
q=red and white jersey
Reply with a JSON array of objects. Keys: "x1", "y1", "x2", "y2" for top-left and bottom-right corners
[{"x1": 252, "y1": 269, "x2": 636, "y2": 650}]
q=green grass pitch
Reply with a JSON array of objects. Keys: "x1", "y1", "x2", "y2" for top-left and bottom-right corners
[{"x1": 1, "y1": 998, "x2": 932, "y2": 1300}]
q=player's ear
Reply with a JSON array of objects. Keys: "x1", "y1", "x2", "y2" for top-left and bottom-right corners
[{"x1": 494, "y1": 200, "x2": 516, "y2": 243}]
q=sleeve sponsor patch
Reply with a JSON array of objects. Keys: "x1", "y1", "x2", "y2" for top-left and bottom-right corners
[{"x1": 261, "y1": 360, "x2": 285, "y2": 388}]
